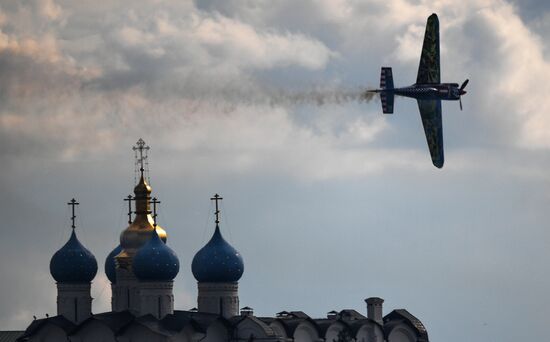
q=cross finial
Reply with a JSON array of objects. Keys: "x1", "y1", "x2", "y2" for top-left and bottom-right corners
[
  {"x1": 123, "y1": 195, "x2": 134, "y2": 224},
  {"x1": 150, "y1": 197, "x2": 161, "y2": 228},
  {"x1": 133, "y1": 138, "x2": 150, "y2": 179},
  {"x1": 67, "y1": 198, "x2": 79, "y2": 229},
  {"x1": 210, "y1": 194, "x2": 223, "y2": 225}
]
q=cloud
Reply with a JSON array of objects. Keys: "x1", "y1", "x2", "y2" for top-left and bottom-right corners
[
  {"x1": 2, "y1": 1, "x2": 550, "y2": 340},
  {"x1": 1, "y1": 0, "x2": 549, "y2": 169}
]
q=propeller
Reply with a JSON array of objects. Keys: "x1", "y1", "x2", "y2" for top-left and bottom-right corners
[
  {"x1": 458, "y1": 79, "x2": 469, "y2": 111},
  {"x1": 460, "y1": 79, "x2": 469, "y2": 91}
]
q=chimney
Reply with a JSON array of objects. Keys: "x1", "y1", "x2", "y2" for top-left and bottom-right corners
[
  {"x1": 365, "y1": 297, "x2": 384, "y2": 325},
  {"x1": 327, "y1": 310, "x2": 338, "y2": 320},
  {"x1": 240, "y1": 306, "x2": 254, "y2": 317}
]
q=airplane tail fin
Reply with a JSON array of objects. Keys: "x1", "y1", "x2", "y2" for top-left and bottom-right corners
[{"x1": 380, "y1": 67, "x2": 394, "y2": 114}]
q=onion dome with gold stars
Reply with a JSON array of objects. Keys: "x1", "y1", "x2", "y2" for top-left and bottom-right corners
[
  {"x1": 50, "y1": 199, "x2": 98, "y2": 283},
  {"x1": 104, "y1": 244, "x2": 122, "y2": 283},
  {"x1": 192, "y1": 194, "x2": 244, "y2": 283},
  {"x1": 133, "y1": 228, "x2": 180, "y2": 281}
]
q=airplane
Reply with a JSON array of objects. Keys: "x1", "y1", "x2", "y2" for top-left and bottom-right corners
[{"x1": 368, "y1": 13, "x2": 468, "y2": 168}]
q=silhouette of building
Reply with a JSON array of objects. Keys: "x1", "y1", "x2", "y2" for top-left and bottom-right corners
[{"x1": 8, "y1": 139, "x2": 429, "y2": 342}]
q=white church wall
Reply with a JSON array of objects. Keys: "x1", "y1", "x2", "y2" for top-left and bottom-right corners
[
  {"x1": 197, "y1": 283, "x2": 239, "y2": 318},
  {"x1": 355, "y1": 322, "x2": 383, "y2": 342},
  {"x1": 325, "y1": 322, "x2": 346, "y2": 342},
  {"x1": 56, "y1": 283, "x2": 93, "y2": 324},
  {"x1": 269, "y1": 321, "x2": 287, "y2": 339},
  {"x1": 234, "y1": 317, "x2": 275, "y2": 341},
  {"x1": 293, "y1": 322, "x2": 319, "y2": 342},
  {"x1": 138, "y1": 282, "x2": 175, "y2": 319},
  {"x1": 202, "y1": 319, "x2": 229, "y2": 342},
  {"x1": 387, "y1": 324, "x2": 417, "y2": 342}
]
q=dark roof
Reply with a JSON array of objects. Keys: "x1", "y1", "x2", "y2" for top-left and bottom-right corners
[
  {"x1": 117, "y1": 314, "x2": 174, "y2": 337},
  {"x1": 17, "y1": 315, "x2": 76, "y2": 341},
  {"x1": 384, "y1": 309, "x2": 429, "y2": 341},
  {"x1": 264, "y1": 313, "x2": 320, "y2": 337},
  {"x1": 167, "y1": 310, "x2": 233, "y2": 334},
  {"x1": 0, "y1": 331, "x2": 24, "y2": 342},
  {"x1": 311, "y1": 318, "x2": 334, "y2": 335},
  {"x1": 338, "y1": 309, "x2": 366, "y2": 321},
  {"x1": 74, "y1": 310, "x2": 135, "y2": 335},
  {"x1": 161, "y1": 312, "x2": 199, "y2": 333},
  {"x1": 16, "y1": 309, "x2": 394, "y2": 341},
  {"x1": 288, "y1": 311, "x2": 310, "y2": 319}
]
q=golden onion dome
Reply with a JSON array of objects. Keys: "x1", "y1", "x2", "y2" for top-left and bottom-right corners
[{"x1": 117, "y1": 175, "x2": 167, "y2": 260}]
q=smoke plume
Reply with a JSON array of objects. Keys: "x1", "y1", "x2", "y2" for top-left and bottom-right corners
[
  {"x1": 265, "y1": 87, "x2": 377, "y2": 107},
  {"x1": 177, "y1": 84, "x2": 377, "y2": 110}
]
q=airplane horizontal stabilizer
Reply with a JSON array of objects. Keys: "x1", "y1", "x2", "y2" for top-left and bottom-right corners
[
  {"x1": 380, "y1": 67, "x2": 394, "y2": 90},
  {"x1": 381, "y1": 92, "x2": 394, "y2": 114}
]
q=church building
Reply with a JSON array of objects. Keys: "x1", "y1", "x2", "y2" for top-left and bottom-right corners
[{"x1": 9, "y1": 139, "x2": 429, "y2": 342}]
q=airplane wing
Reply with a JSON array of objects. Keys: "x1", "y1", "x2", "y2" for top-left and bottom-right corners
[
  {"x1": 417, "y1": 99, "x2": 444, "y2": 168},
  {"x1": 416, "y1": 13, "x2": 440, "y2": 84}
]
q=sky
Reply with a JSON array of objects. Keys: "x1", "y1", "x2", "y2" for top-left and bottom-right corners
[{"x1": 1, "y1": 0, "x2": 550, "y2": 341}]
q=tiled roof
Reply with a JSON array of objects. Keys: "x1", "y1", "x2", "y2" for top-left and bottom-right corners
[
  {"x1": 0, "y1": 331, "x2": 23, "y2": 342},
  {"x1": 383, "y1": 309, "x2": 429, "y2": 341}
]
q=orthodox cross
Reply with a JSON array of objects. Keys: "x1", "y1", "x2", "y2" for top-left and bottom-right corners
[
  {"x1": 210, "y1": 194, "x2": 223, "y2": 225},
  {"x1": 67, "y1": 198, "x2": 79, "y2": 229},
  {"x1": 123, "y1": 195, "x2": 134, "y2": 224},
  {"x1": 150, "y1": 197, "x2": 161, "y2": 228},
  {"x1": 132, "y1": 138, "x2": 150, "y2": 179}
]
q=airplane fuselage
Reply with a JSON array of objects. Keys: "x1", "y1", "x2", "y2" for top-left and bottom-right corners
[{"x1": 373, "y1": 83, "x2": 464, "y2": 101}]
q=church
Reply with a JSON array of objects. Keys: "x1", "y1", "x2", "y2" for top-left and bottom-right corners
[{"x1": 7, "y1": 140, "x2": 430, "y2": 342}]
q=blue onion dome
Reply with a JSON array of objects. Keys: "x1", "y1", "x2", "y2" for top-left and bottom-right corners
[
  {"x1": 104, "y1": 244, "x2": 122, "y2": 283},
  {"x1": 50, "y1": 230, "x2": 98, "y2": 283},
  {"x1": 192, "y1": 225, "x2": 244, "y2": 282},
  {"x1": 133, "y1": 228, "x2": 180, "y2": 281}
]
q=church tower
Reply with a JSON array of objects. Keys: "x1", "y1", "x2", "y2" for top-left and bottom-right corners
[
  {"x1": 49, "y1": 199, "x2": 98, "y2": 324},
  {"x1": 133, "y1": 197, "x2": 180, "y2": 319},
  {"x1": 105, "y1": 139, "x2": 168, "y2": 314},
  {"x1": 192, "y1": 194, "x2": 244, "y2": 318}
]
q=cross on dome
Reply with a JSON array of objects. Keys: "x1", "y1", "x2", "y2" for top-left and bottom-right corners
[
  {"x1": 67, "y1": 198, "x2": 79, "y2": 230},
  {"x1": 133, "y1": 138, "x2": 150, "y2": 179},
  {"x1": 210, "y1": 194, "x2": 223, "y2": 225},
  {"x1": 123, "y1": 195, "x2": 134, "y2": 224},
  {"x1": 150, "y1": 197, "x2": 161, "y2": 228}
]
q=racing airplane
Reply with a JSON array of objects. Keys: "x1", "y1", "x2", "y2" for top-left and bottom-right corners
[{"x1": 368, "y1": 13, "x2": 468, "y2": 168}]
